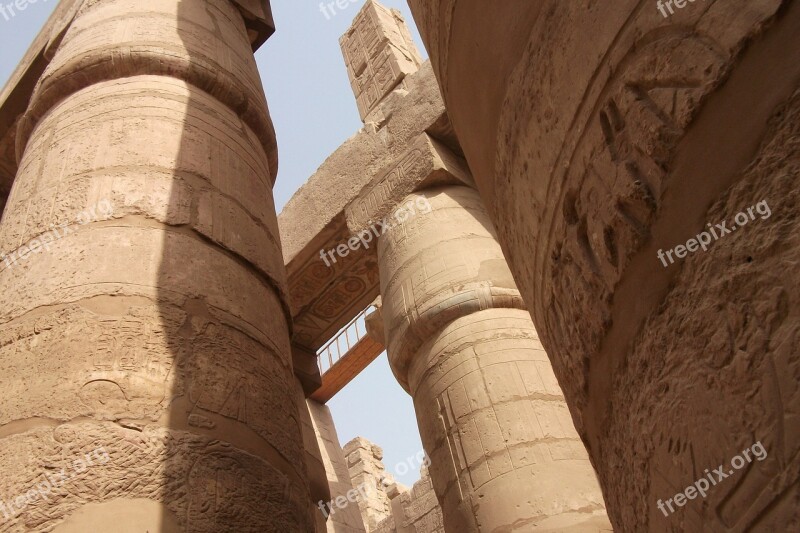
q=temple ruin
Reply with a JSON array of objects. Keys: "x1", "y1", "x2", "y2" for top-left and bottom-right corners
[{"x1": 0, "y1": 0, "x2": 797, "y2": 531}]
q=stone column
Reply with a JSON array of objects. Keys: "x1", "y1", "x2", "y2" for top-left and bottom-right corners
[
  {"x1": 405, "y1": 3, "x2": 800, "y2": 530},
  {"x1": 308, "y1": 401, "x2": 368, "y2": 533},
  {"x1": 0, "y1": 0, "x2": 312, "y2": 531},
  {"x1": 295, "y1": 383, "x2": 334, "y2": 533},
  {"x1": 378, "y1": 186, "x2": 610, "y2": 531}
]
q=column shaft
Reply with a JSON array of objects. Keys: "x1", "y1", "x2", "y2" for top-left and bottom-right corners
[
  {"x1": 0, "y1": 1, "x2": 310, "y2": 531},
  {"x1": 378, "y1": 186, "x2": 610, "y2": 531}
]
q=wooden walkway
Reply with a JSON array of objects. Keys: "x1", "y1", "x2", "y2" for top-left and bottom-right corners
[
  {"x1": 310, "y1": 306, "x2": 385, "y2": 403},
  {"x1": 311, "y1": 334, "x2": 384, "y2": 403}
]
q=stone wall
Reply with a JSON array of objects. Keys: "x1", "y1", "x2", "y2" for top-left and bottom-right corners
[
  {"x1": 343, "y1": 438, "x2": 394, "y2": 531},
  {"x1": 379, "y1": 469, "x2": 444, "y2": 533},
  {"x1": 341, "y1": 437, "x2": 444, "y2": 533}
]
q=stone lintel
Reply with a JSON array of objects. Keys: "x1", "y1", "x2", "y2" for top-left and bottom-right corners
[
  {"x1": 283, "y1": 131, "x2": 473, "y2": 356},
  {"x1": 290, "y1": 252, "x2": 380, "y2": 353},
  {"x1": 280, "y1": 63, "x2": 453, "y2": 361},
  {"x1": 345, "y1": 133, "x2": 473, "y2": 235},
  {"x1": 286, "y1": 210, "x2": 381, "y2": 353},
  {"x1": 228, "y1": 0, "x2": 276, "y2": 51},
  {"x1": 279, "y1": 62, "x2": 447, "y2": 266},
  {"x1": 292, "y1": 342, "x2": 323, "y2": 397}
]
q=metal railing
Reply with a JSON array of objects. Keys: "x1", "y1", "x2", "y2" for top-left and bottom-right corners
[{"x1": 317, "y1": 305, "x2": 376, "y2": 375}]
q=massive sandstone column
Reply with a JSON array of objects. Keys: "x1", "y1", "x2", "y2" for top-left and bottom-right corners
[
  {"x1": 0, "y1": 0, "x2": 312, "y2": 531},
  {"x1": 378, "y1": 186, "x2": 610, "y2": 531},
  {"x1": 405, "y1": 1, "x2": 800, "y2": 530}
]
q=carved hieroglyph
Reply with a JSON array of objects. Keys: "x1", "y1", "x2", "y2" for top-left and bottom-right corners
[
  {"x1": 280, "y1": 3, "x2": 451, "y2": 364},
  {"x1": 378, "y1": 186, "x2": 611, "y2": 531},
  {"x1": 0, "y1": 0, "x2": 312, "y2": 531},
  {"x1": 406, "y1": 0, "x2": 800, "y2": 530},
  {"x1": 340, "y1": 0, "x2": 422, "y2": 121},
  {"x1": 345, "y1": 134, "x2": 473, "y2": 236}
]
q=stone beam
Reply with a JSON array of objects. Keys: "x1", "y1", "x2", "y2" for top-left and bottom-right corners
[
  {"x1": 228, "y1": 0, "x2": 276, "y2": 50},
  {"x1": 286, "y1": 132, "x2": 468, "y2": 352},
  {"x1": 280, "y1": 62, "x2": 460, "y2": 361},
  {"x1": 345, "y1": 133, "x2": 472, "y2": 235},
  {"x1": 283, "y1": 131, "x2": 466, "y2": 354}
]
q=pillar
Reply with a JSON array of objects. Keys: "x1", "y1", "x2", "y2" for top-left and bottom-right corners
[
  {"x1": 307, "y1": 401, "x2": 368, "y2": 533},
  {"x1": 405, "y1": 2, "x2": 800, "y2": 530},
  {"x1": 0, "y1": 0, "x2": 312, "y2": 530},
  {"x1": 295, "y1": 382, "x2": 334, "y2": 533},
  {"x1": 378, "y1": 186, "x2": 611, "y2": 531}
]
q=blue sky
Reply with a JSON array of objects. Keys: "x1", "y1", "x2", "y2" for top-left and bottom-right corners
[{"x1": 0, "y1": 0, "x2": 426, "y2": 486}]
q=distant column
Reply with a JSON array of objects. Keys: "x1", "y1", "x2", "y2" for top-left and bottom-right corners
[
  {"x1": 308, "y1": 401, "x2": 369, "y2": 533},
  {"x1": 378, "y1": 186, "x2": 611, "y2": 531}
]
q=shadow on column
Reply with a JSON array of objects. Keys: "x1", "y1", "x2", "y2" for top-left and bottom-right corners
[{"x1": 0, "y1": 1, "x2": 311, "y2": 532}]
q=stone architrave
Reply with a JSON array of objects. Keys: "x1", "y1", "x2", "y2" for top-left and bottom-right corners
[{"x1": 345, "y1": 133, "x2": 473, "y2": 236}]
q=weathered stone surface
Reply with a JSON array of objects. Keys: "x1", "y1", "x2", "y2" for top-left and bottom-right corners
[
  {"x1": 0, "y1": 0, "x2": 83, "y2": 204},
  {"x1": 17, "y1": 0, "x2": 279, "y2": 183},
  {"x1": 340, "y1": 0, "x2": 422, "y2": 121},
  {"x1": 0, "y1": 0, "x2": 274, "y2": 209},
  {"x1": 345, "y1": 133, "x2": 472, "y2": 235},
  {"x1": 379, "y1": 468, "x2": 443, "y2": 533},
  {"x1": 343, "y1": 438, "x2": 393, "y2": 531},
  {"x1": 0, "y1": 0, "x2": 312, "y2": 531},
  {"x1": 279, "y1": 61, "x2": 446, "y2": 266},
  {"x1": 2, "y1": 77, "x2": 287, "y2": 307},
  {"x1": 0, "y1": 422, "x2": 305, "y2": 533},
  {"x1": 338, "y1": 438, "x2": 444, "y2": 533},
  {"x1": 378, "y1": 186, "x2": 610, "y2": 531},
  {"x1": 308, "y1": 401, "x2": 368, "y2": 533},
  {"x1": 295, "y1": 380, "x2": 333, "y2": 532},
  {"x1": 227, "y1": 0, "x2": 275, "y2": 49},
  {"x1": 279, "y1": 61, "x2": 451, "y2": 357},
  {"x1": 364, "y1": 297, "x2": 385, "y2": 346},
  {"x1": 406, "y1": 0, "x2": 800, "y2": 530}
]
